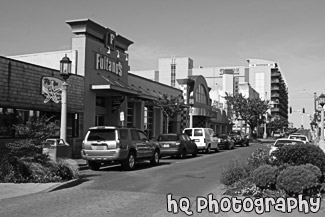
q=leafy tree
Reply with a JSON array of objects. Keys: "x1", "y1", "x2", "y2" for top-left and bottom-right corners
[
  {"x1": 153, "y1": 94, "x2": 186, "y2": 133},
  {"x1": 267, "y1": 116, "x2": 289, "y2": 131},
  {"x1": 224, "y1": 93, "x2": 270, "y2": 135}
]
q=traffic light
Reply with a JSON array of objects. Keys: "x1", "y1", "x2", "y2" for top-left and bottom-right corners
[
  {"x1": 290, "y1": 107, "x2": 292, "y2": 114},
  {"x1": 302, "y1": 108, "x2": 305, "y2": 113}
]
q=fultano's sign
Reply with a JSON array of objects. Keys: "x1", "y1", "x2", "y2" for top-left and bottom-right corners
[{"x1": 95, "y1": 53, "x2": 122, "y2": 76}]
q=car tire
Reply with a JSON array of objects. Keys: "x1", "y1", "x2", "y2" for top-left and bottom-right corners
[
  {"x1": 192, "y1": 146, "x2": 198, "y2": 157},
  {"x1": 205, "y1": 145, "x2": 211, "y2": 154},
  {"x1": 88, "y1": 161, "x2": 101, "y2": 171},
  {"x1": 150, "y1": 150, "x2": 160, "y2": 165},
  {"x1": 179, "y1": 148, "x2": 187, "y2": 159},
  {"x1": 226, "y1": 143, "x2": 230, "y2": 150},
  {"x1": 122, "y1": 152, "x2": 136, "y2": 171},
  {"x1": 246, "y1": 140, "x2": 249, "y2": 146}
]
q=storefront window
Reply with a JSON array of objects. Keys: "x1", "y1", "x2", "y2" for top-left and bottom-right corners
[
  {"x1": 144, "y1": 106, "x2": 153, "y2": 138},
  {"x1": 0, "y1": 108, "x2": 14, "y2": 138},
  {"x1": 127, "y1": 102, "x2": 134, "y2": 127},
  {"x1": 196, "y1": 84, "x2": 208, "y2": 105}
]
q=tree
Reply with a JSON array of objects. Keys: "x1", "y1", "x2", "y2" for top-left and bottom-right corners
[
  {"x1": 153, "y1": 94, "x2": 186, "y2": 133},
  {"x1": 224, "y1": 93, "x2": 270, "y2": 136},
  {"x1": 267, "y1": 117, "x2": 289, "y2": 131}
]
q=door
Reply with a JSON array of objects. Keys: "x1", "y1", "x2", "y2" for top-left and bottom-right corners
[
  {"x1": 137, "y1": 130, "x2": 153, "y2": 157},
  {"x1": 131, "y1": 129, "x2": 145, "y2": 158}
]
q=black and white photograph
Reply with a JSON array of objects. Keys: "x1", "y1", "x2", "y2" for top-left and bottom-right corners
[{"x1": 0, "y1": 0, "x2": 325, "y2": 216}]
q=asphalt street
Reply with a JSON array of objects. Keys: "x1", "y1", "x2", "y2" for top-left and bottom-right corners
[{"x1": 1, "y1": 142, "x2": 324, "y2": 217}]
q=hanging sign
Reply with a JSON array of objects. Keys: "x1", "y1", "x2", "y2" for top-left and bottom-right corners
[{"x1": 41, "y1": 77, "x2": 63, "y2": 103}]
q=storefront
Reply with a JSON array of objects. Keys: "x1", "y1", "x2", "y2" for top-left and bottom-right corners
[
  {"x1": 177, "y1": 75, "x2": 231, "y2": 133},
  {"x1": 0, "y1": 19, "x2": 183, "y2": 158}
]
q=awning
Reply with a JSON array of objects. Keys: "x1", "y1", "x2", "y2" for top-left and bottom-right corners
[{"x1": 91, "y1": 75, "x2": 140, "y2": 95}]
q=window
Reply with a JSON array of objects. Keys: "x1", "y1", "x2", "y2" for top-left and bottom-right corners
[
  {"x1": 127, "y1": 102, "x2": 134, "y2": 127},
  {"x1": 138, "y1": 131, "x2": 148, "y2": 140},
  {"x1": 131, "y1": 129, "x2": 140, "y2": 140},
  {"x1": 119, "y1": 129, "x2": 129, "y2": 140},
  {"x1": 88, "y1": 129, "x2": 115, "y2": 141},
  {"x1": 195, "y1": 85, "x2": 208, "y2": 104},
  {"x1": 144, "y1": 105, "x2": 153, "y2": 138},
  {"x1": 194, "y1": 129, "x2": 203, "y2": 136}
]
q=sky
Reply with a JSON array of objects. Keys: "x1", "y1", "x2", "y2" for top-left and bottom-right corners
[{"x1": 1, "y1": 0, "x2": 325, "y2": 129}]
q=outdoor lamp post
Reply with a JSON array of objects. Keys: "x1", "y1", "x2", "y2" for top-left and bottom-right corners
[
  {"x1": 59, "y1": 54, "x2": 72, "y2": 142},
  {"x1": 318, "y1": 93, "x2": 325, "y2": 148},
  {"x1": 189, "y1": 96, "x2": 194, "y2": 128}
]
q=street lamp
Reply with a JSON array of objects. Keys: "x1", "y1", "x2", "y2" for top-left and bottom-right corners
[
  {"x1": 189, "y1": 96, "x2": 194, "y2": 128},
  {"x1": 60, "y1": 54, "x2": 72, "y2": 142},
  {"x1": 318, "y1": 93, "x2": 325, "y2": 150}
]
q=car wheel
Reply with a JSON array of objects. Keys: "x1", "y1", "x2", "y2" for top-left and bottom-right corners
[
  {"x1": 205, "y1": 145, "x2": 211, "y2": 154},
  {"x1": 246, "y1": 141, "x2": 249, "y2": 146},
  {"x1": 88, "y1": 161, "x2": 101, "y2": 171},
  {"x1": 226, "y1": 143, "x2": 230, "y2": 150},
  {"x1": 179, "y1": 148, "x2": 187, "y2": 159},
  {"x1": 122, "y1": 152, "x2": 136, "y2": 171},
  {"x1": 150, "y1": 150, "x2": 160, "y2": 165},
  {"x1": 192, "y1": 146, "x2": 198, "y2": 157},
  {"x1": 241, "y1": 141, "x2": 245, "y2": 147}
]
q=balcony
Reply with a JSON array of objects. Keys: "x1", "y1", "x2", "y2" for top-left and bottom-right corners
[
  {"x1": 271, "y1": 72, "x2": 281, "y2": 77},
  {"x1": 271, "y1": 79, "x2": 280, "y2": 84}
]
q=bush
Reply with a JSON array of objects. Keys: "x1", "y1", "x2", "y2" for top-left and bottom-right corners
[
  {"x1": 247, "y1": 148, "x2": 271, "y2": 170},
  {"x1": 49, "y1": 159, "x2": 79, "y2": 181},
  {"x1": 277, "y1": 165, "x2": 321, "y2": 196},
  {"x1": 220, "y1": 160, "x2": 250, "y2": 186},
  {"x1": 251, "y1": 164, "x2": 278, "y2": 190},
  {"x1": 0, "y1": 154, "x2": 31, "y2": 183},
  {"x1": 271, "y1": 144, "x2": 325, "y2": 173}
]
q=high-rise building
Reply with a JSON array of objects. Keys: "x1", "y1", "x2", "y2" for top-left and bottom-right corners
[{"x1": 247, "y1": 59, "x2": 289, "y2": 121}]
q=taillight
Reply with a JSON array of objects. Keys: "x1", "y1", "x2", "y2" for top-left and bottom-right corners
[
  {"x1": 116, "y1": 141, "x2": 121, "y2": 148},
  {"x1": 82, "y1": 140, "x2": 85, "y2": 149},
  {"x1": 176, "y1": 142, "x2": 181, "y2": 146},
  {"x1": 204, "y1": 138, "x2": 207, "y2": 143}
]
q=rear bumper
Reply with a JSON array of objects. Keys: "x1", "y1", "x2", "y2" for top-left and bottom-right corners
[
  {"x1": 81, "y1": 149, "x2": 128, "y2": 162},
  {"x1": 160, "y1": 148, "x2": 183, "y2": 156}
]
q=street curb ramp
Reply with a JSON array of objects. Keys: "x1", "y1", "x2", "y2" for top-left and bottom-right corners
[{"x1": 45, "y1": 179, "x2": 84, "y2": 192}]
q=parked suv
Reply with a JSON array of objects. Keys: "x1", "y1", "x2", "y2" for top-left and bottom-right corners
[
  {"x1": 183, "y1": 128, "x2": 219, "y2": 153},
  {"x1": 229, "y1": 130, "x2": 249, "y2": 146},
  {"x1": 81, "y1": 126, "x2": 160, "y2": 171}
]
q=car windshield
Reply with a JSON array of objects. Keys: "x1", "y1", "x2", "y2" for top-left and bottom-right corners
[
  {"x1": 274, "y1": 140, "x2": 304, "y2": 147},
  {"x1": 289, "y1": 135, "x2": 306, "y2": 141},
  {"x1": 87, "y1": 129, "x2": 116, "y2": 141},
  {"x1": 157, "y1": 135, "x2": 178, "y2": 141}
]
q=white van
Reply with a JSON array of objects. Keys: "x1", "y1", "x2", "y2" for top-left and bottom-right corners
[{"x1": 183, "y1": 128, "x2": 219, "y2": 153}]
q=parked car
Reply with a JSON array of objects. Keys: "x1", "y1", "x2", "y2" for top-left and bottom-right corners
[
  {"x1": 217, "y1": 134, "x2": 235, "y2": 150},
  {"x1": 287, "y1": 134, "x2": 310, "y2": 144},
  {"x1": 81, "y1": 126, "x2": 160, "y2": 171},
  {"x1": 156, "y1": 133, "x2": 197, "y2": 158},
  {"x1": 229, "y1": 130, "x2": 249, "y2": 146},
  {"x1": 183, "y1": 128, "x2": 219, "y2": 153},
  {"x1": 268, "y1": 138, "x2": 305, "y2": 155}
]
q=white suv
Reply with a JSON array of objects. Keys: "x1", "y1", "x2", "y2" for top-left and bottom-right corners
[{"x1": 183, "y1": 128, "x2": 219, "y2": 153}]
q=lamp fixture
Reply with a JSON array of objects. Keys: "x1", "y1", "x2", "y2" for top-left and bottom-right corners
[
  {"x1": 117, "y1": 50, "x2": 120, "y2": 58},
  {"x1": 107, "y1": 47, "x2": 111, "y2": 54}
]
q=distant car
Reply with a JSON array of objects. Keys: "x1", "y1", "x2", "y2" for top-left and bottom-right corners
[
  {"x1": 183, "y1": 128, "x2": 219, "y2": 153},
  {"x1": 156, "y1": 133, "x2": 197, "y2": 158},
  {"x1": 268, "y1": 138, "x2": 305, "y2": 155},
  {"x1": 287, "y1": 134, "x2": 310, "y2": 144},
  {"x1": 218, "y1": 134, "x2": 235, "y2": 150},
  {"x1": 273, "y1": 131, "x2": 284, "y2": 138},
  {"x1": 229, "y1": 130, "x2": 249, "y2": 147}
]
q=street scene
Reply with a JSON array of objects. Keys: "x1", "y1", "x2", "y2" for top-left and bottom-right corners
[{"x1": 1, "y1": 0, "x2": 325, "y2": 217}]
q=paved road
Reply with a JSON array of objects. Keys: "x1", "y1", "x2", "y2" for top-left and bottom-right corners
[{"x1": 1, "y1": 142, "x2": 324, "y2": 217}]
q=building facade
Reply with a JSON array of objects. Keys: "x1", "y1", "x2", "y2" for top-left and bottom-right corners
[
  {"x1": 1, "y1": 19, "x2": 183, "y2": 157},
  {"x1": 247, "y1": 59, "x2": 289, "y2": 121}
]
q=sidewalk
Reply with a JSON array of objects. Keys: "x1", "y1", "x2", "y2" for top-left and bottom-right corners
[{"x1": 0, "y1": 159, "x2": 87, "y2": 200}]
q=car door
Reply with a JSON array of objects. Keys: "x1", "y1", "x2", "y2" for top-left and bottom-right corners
[
  {"x1": 137, "y1": 130, "x2": 153, "y2": 157},
  {"x1": 183, "y1": 134, "x2": 194, "y2": 152},
  {"x1": 131, "y1": 129, "x2": 145, "y2": 158}
]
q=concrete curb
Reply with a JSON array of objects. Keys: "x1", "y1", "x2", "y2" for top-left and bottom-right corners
[{"x1": 44, "y1": 178, "x2": 85, "y2": 193}]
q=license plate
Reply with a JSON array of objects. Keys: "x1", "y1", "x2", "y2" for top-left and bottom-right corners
[
  {"x1": 93, "y1": 146, "x2": 107, "y2": 150},
  {"x1": 163, "y1": 144, "x2": 170, "y2": 148}
]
